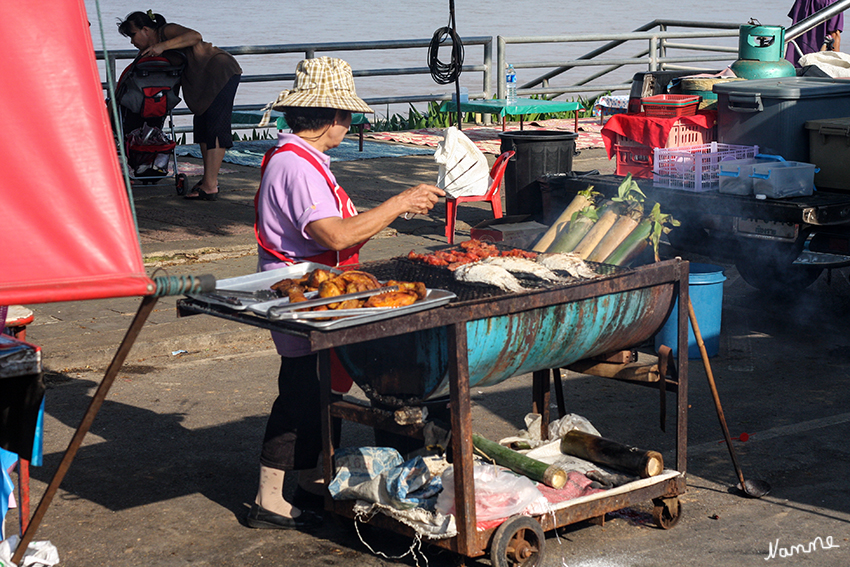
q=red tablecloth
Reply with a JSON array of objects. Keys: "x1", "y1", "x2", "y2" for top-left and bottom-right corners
[{"x1": 601, "y1": 110, "x2": 718, "y2": 159}]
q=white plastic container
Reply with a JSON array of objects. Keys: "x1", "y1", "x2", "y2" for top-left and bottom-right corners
[
  {"x1": 718, "y1": 156, "x2": 783, "y2": 195},
  {"x1": 750, "y1": 161, "x2": 817, "y2": 199}
]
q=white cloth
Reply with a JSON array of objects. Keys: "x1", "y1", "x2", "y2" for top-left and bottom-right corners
[
  {"x1": 798, "y1": 51, "x2": 850, "y2": 77},
  {"x1": 434, "y1": 127, "x2": 491, "y2": 198}
]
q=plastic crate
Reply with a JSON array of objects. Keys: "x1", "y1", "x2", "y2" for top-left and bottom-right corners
[
  {"x1": 642, "y1": 94, "x2": 700, "y2": 118},
  {"x1": 614, "y1": 143, "x2": 653, "y2": 178},
  {"x1": 653, "y1": 143, "x2": 759, "y2": 192},
  {"x1": 616, "y1": 120, "x2": 715, "y2": 148}
]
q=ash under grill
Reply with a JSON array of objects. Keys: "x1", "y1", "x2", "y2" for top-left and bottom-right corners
[{"x1": 356, "y1": 256, "x2": 628, "y2": 306}]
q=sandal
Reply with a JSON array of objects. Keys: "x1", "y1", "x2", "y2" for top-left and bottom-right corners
[{"x1": 184, "y1": 184, "x2": 219, "y2": 201}]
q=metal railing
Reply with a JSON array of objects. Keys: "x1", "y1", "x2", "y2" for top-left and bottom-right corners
[
  {"x1": 101, "y1": 15, "x2": 847, "y2": 137},
  {"x1": 496, "y1": 20, "x2": 741, "y2": 100},
  {"x1": 98, "y1": 37, "x2": 492, "y2": 133}
]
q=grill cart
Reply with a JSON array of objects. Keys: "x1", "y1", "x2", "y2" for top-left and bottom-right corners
[{"x1": 177, "y1": 257, "x2": 691, "y2": 566}]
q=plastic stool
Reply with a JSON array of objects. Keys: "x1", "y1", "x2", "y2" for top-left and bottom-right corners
[{"x1": 5, "y1": 305, "x2": 33, "y2": 341}]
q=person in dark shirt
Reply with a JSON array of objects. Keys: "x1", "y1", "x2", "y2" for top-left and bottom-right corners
[{"x1": 786, "y1": 0, "x2": 844, "y2": 66}]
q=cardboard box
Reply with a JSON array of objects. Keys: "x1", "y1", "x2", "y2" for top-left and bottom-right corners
[{"x1": 470, "y1": 215, "x2": 547, "y2": 249}]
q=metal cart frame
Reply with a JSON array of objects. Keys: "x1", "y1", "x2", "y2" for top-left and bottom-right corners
[{"x1": 177, "y1": 258, "x2": 690, "y2": 564}]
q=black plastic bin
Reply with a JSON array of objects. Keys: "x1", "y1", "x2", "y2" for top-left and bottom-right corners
[{"x1": 498, "y1": 130, "x2": 578, "y2": 217}]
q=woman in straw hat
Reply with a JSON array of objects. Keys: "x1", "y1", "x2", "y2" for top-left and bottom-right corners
[{"x1": 248, "y1": 57, "x2": 444, "y2": 530}]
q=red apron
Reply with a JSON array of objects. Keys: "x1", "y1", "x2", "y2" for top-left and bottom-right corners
[{"x1": 254, "y1": 142, "x2": 363, "y2": 392}]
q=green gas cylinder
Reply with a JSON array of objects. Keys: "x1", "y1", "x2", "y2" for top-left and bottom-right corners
[{"x1": 730, "y1": 23, "x2": 796, "y2": 79}]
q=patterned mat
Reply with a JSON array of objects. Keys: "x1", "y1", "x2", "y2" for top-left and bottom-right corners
[
  {"x1": 365, "y1": 118, "x2": 605, "y2": 155},
  {"x1": 175, "y1": 138, "x2": 433, "y2": 168}
]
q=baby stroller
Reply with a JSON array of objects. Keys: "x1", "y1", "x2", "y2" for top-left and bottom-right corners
[{"x1": 114, "y1": 52, "x2": 187, "y2": 193}]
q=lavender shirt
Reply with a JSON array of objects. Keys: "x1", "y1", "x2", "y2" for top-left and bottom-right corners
[
  {"x1": 786, "y1": 0, "x2": 845, "y2": 65},
  {"x1": 256, "y1": 132, "x2": 345, "y2": 356}
]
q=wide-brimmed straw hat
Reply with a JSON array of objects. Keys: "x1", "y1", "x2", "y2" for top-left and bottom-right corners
[{"x1": 270, "y1": 56, "x2": 374, "y2": 114}]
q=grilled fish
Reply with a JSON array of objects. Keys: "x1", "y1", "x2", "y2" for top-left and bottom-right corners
[
  {"x1": 536, "y1": 253, "x2": 599, "y2": 280},
  {"x1": 480, "y1": 256, "x2": 566, "y2": 283},
  {"x1": 453, "y1": 263, "x2": 526, "y2": 293}
]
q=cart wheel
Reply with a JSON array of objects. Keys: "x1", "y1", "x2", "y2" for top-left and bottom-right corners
[
  {"x1": 490, "y1": 515, "x2": 545, "y2": 567},
  {"x1": 652, "y1": 497, "x2": 681, "y2": 530},
  {"x1": 176, "y1": 173, "x2": 188, "y2": 195}
]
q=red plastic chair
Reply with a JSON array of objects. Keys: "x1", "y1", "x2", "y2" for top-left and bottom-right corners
[{"x1": 445, "y1": 150, "x2": 515, "y2": 244}]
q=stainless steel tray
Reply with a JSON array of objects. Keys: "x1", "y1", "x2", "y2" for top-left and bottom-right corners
[
  {"x1": 248, "y1": 288, "x2": 456, "y2": 330},
  {"x1": 186, "y1": 262, "x2": 338, "y2": 310}
]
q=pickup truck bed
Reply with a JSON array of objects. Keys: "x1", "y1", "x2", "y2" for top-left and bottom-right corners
[{"x1": 538, "y1": 174, "x2": 850, "y2": 293}]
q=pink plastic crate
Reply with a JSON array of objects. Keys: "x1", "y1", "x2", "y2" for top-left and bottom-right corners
[
  {"x1": 616, "y1": 120, "x2": 716, "y2": 148},
  {"x1": 652, "y1": 143, "x2": 759, "y2": 192}
]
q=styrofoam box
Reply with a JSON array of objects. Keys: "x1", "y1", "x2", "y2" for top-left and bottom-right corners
[
  {"x1": 751, "y1": 161, "x2": 816, "y2": 199},
  {"x1": 714, "y1": 77, "x2": 850, "y2": 163}
]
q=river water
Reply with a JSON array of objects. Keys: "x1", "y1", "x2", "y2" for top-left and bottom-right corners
[{"x1": 85, "y1": 0, "x2": 803, "y2": 119}]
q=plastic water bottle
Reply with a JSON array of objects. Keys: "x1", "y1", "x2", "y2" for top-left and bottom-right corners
[{"x1": 506, "y1": 64, "x2": 517, "y2": 103}]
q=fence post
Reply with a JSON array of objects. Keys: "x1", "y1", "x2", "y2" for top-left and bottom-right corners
[{"x1": 497, "y1": 36, "x2": 506, "y2": 101}]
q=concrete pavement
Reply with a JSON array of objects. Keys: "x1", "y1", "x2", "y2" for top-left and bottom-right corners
[{"x1": 13, "y1": 137, "x2": 850, "y2": 567}]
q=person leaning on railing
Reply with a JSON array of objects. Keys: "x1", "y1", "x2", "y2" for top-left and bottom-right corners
[{"x1": 118, "y1": 10, "x2": 241, "y2": 200}]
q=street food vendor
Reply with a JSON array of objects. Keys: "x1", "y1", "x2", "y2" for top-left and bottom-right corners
[{"x1": 248, "y1": 56, "x2": 444, "y2": 530}]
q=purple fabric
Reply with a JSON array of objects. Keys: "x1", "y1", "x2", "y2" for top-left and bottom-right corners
[
  {"x1": 256, "y1": 132, "x2": 344, "y2": 356},
  {"x1": 786, "y1": 0, "x2": 845, "y2": 65},
  {"x1": 256, "y1": 132, "x2": 342, "y2": 267}
]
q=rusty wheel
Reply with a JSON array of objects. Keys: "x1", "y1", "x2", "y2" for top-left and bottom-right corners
[
  {"x1": 490, "y1": 515, "x2": 545, "y2": 567},
  {"x1": 652, "y1": 497, "x2": 681, "y2": 530}
]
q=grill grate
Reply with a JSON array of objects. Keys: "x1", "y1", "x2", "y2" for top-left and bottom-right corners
[{"x1": 353, "y1": 255, "x2": 628, "y2": 306}]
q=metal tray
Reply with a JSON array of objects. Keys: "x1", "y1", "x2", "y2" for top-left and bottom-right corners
[
  {"x1": 186, "y1": 262, "x2": 338, "y2": 310},
  {"x1": 247, "y1": 288, "x2": 456, "y2": 330}
]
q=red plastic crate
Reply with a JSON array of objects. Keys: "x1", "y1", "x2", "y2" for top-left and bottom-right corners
[
  {"x1": 614, "y1": 119, "x2": 716, "y2": 177},
  {"x1": 615, "y1": 143, "x2": 653, "y2": 178},
  {"x1": 642, "y1": 94, "x2": 700, "y2": 118}
]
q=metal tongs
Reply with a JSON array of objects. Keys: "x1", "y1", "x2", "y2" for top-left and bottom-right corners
[
  {"x1": 267, "y1": 286, "x2": 398, "y2": 320},
  {"x1": 204, "y1": 288, "x2": 280, "y2": 305}
]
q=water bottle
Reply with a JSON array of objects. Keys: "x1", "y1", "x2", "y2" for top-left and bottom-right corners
[{"x1": 506, "y1": 64, "x2": 517, "y2": 103}]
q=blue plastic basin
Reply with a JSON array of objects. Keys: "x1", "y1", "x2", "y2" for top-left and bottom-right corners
[{"x1": 655, "y1": 263, "x2": 726, "y2": 359}]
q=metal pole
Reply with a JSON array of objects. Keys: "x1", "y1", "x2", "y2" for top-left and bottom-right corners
[{"x1": 786, "y1": 0, "x2": 850, "y2": 40}]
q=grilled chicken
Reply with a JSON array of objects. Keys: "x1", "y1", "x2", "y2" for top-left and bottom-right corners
[
  {"x1": 453, "y1": 263, "x2": 526, "y2": 293},
  {"x1": 537, "y1": 253, "x2": 599, "y2": 280},
  {"x1": 385, "y1": 280, "x2": 428, "y2": 300},
  {"x1": 364, "y1": 290, "x2": 419, "y2": 308}
]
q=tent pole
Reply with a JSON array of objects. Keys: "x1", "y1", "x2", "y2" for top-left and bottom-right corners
[{"x1": 12, "y1": 295, "x2": 160, "y2": 565}]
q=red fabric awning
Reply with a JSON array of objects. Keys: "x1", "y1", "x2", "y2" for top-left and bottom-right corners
[{"x1": 0, "y1": 0, "x2": 153, "y2": 305}]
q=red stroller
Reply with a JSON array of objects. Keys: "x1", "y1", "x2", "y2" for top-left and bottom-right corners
[{"x1": 114, "y1": 53, "x2": 187, "y2": 193}]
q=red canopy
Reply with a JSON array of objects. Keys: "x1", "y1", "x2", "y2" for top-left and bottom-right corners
[{"x1": 0, "y1": 0, "x2": 153, "y2": 305}]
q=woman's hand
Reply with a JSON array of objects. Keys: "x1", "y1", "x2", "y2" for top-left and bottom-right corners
[
  {"x1": 142, "y1": 44, "x2": 164, "y2": 57},
  {"x1": 305, "y1": 184, "x2": 445, "y2": 251},
  {"x1": 396, "y1": 184, "x2": 445, "y2": 217}
]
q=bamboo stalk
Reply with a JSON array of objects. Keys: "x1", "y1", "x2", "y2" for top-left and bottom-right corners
[
  {"x1": 532, "y1": 193, "x2": 593, "y2": 252},
  {"x1": 604, "y1": 218, "x2": 652, "y2": 266},
  {"x1": 546, "y1": 214, "x2": 595, "y2": 254},
  {"x1": 572, "y1": 204, "x2": 621, "y2": 259},
  {"x1": 586, "y1": 212, "x2": 641, "y2": 263},
  {"x1": 472, "y1": 433, "x2": 567, "y2": 489},
  {"x1": 560, "y1": 430, "x2": 664, "y2": 478}
]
